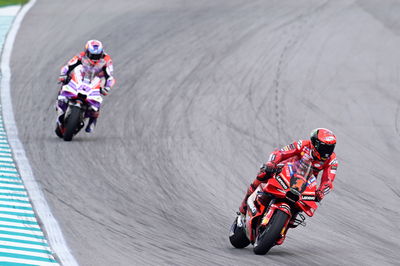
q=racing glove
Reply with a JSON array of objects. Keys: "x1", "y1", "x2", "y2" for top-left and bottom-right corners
[
  {"x1": 315, "y1": 190, "x2": 324, "y2": 202},
  {"x1": 315, "y1": 184, "x2": 331, "y2": 202},
  {"x1": 58, "y1": 75, "x2": 67, "y2": 84},
  {"x1": 101, "y1": 87, "x2": 110, "y2": 96},
  {"x1": 260, "y1": 161, "x2": 277, "y2": 174}
]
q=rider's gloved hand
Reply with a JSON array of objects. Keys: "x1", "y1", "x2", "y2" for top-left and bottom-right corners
[
  {"x1": 315, "y1": 189, "x2": 324, "y2": 202},
  {"x1": 101, "y1": 86, "x2": 110, "y2": 96},
  {"x1": 260, "y1": 161, "x2": 277, "y2": 175},
  {"x1": 315, "y1": 184, "x2": 331, "y2": 202},
  {"x1": 58, "y1": 75, "x2": 67, "y2": 84},
  {"x1": 315, "y1": 184, "x2": 332, "y2": 202}
]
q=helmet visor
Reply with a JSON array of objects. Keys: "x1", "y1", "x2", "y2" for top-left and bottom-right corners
[
  {"x1": 86, "y1": 49, "x2": 103, "y2": 60},
  {"x1": 316, "y1": 142, "x2": 335, "y2": 159},
  {"x1": 88, "y1": 53, "x2": 102, "y2": 60}
]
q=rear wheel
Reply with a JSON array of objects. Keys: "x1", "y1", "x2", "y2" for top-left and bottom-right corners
[
  {"x1": 229, "y1": 216, "x2": 250, "y2": 248},
  {"x1": 253, "y1": 210, "x2": 288, "y2": 255},
  {"x1": 63, "y1": 106, "x2": 82, "y2": 141}
]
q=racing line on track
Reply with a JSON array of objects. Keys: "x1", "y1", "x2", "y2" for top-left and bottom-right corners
[{"x1": 0, "y1": 2, "x2": 78, "y2": 265}]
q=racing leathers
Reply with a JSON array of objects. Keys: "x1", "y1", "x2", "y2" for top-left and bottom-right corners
[
  {"x1": 239, "y1": 139, "x2": 338, "y2": 215},
  {"x1": 56, "y1": 51, "x2": 115, "y2": 133}
]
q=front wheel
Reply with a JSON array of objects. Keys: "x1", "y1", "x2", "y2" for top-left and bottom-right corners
[
  {"x1": 253, "y1": 210, "x2": 288, "y2": 255},
  {"x1": 63, "y1": 106, "x2": 83, "y2": 141}
]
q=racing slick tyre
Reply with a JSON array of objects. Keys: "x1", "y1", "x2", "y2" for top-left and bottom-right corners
[
  {"x1": 63, "y1": 106, "x2": 82, "y2": 141},
  {"x1": 229, "y1": 216, "x2": 250, "y2": 248},
  {"x1": 253, "y1": 210, "x2": 289, "y2": 255}
]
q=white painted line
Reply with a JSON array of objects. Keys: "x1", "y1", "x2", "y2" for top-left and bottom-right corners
[
  {"x1": 0, "y1": 173, "x2": 19, "y2": 177},
  {"x1": 0, "y1": 178, "x2": 21, "y2": 183},
  {"x1": 0, "y1": 207, "x2": 34, "y2": 215},
  {"x1": 0, "y1": 1, "x2": 77, "y2": 265},
  {"x1": 0, "y1": 247, "x2": 52, "y2": 259},
  {"x1": 0, "y1": 196, "x2": 29, "y2": 202},
  {"x1": 0, "y1": 241, "x2": 49, "y2": 251},
  {"x1": 0, "y1": 158, "x2": 14, "y2": 162},
  {"x1": 0, "y1": 257, "x2": 57, "y2": 266},
  {"x1": 0, "y1": 190, "x2": 26, "y2": 195},
  {"x1": 0, "y1": 182, "x2": 24, "y2": 187},
  {"x1": 0, "y1": 227, "x2": 43, "y2": 237},
  {"x1": 0, "y1": 221, "x2": 40, "y2": 230},
  {"x1": 0, "y1": 201, "x2": 31, "y2": 208},
  {"x1": 0, "y1": 214, "x2": 37, "y2": 223},
  {"x1": 0, "y1": 183, "x2": 24, "y2": 189},
  {"x1": 0, "y1": 163, "x2": 16, "y2": 168},
  {"x1": 0, "y1": 209, "x2": 34, "y2": 217},
  {"x1": 0, "y1": 233, "x2": 45, "y2": 243},
  {"x1": 0, "y1": 170, "x2": 18, "y2": 175}
]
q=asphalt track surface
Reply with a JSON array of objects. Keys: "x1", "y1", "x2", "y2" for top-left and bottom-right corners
[{"x1": 8, "y1": 0, "x2": 400, "y2": 265}]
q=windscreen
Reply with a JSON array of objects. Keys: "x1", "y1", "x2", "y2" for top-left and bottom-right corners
[{"x1": 289, "y1": 157, "x2": 314, "y2": 193}]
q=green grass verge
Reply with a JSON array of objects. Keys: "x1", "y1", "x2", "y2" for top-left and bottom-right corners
[{"x1": 0, "y1": 0, "x2": 29, "y2": 7}]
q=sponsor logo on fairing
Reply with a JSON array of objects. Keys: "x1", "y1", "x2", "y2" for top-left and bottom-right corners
[
  {"x1": 302, "y1": 195, "x2": 316, "y2": 201},
  {"x1": 307, "y1": 176, "x2": 316, "y2": 186},
  {"x1": 276, "y1": 175, "x2": 289, "y2": 189}
]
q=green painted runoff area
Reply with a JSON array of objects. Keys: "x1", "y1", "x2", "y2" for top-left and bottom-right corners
[{"x1": 0, "y1": 0, "x2": 28, "y2": 7}]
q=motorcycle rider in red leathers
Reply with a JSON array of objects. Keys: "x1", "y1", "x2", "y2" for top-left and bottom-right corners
[
  {"x1": 56, "y1": 40, "x2": 115, "y2": 135},
  {"x1": 238, "y1": 128, "x2": 338, "y2": 245}
]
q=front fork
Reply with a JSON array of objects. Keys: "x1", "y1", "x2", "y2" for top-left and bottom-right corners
[
  {"x1": 65, "y1": 101, "x2": 86, "y2": 125},
  {"x1": 260, "y1": 200, "x2": 292, "y2": 239}
]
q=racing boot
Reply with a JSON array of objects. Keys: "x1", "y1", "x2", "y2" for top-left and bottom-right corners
[
  {"x1": 55, "y1": 114, "x2": 65, "y2": 138},
  {"x1": 55, "y1": 98, "x2": 68, "y2": 138},
  {"x1": 85, "y1": 117, "x2": 97, "y2": 133},
  {"x1": 239, "y1": 184, "x2": 257, "y2": 215},
  {"x1": 239, "y1": 170, "x2": 272, "y2": 214}
]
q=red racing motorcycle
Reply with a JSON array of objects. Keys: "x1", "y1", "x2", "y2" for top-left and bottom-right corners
[{"x1": 229, "y1": 158, "x2": 318, "y2": 255}]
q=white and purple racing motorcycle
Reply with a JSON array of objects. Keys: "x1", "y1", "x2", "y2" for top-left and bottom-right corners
[{"x1": 56, "y1": 65, "x2": 103, "y2": 141}]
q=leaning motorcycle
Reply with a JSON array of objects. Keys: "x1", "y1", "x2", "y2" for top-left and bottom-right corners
[
  {"x1": 55, "y1": 65, "x2": 103, "y2": 141},
  {"x1": 229, "y1": 158, "x2": 318, "y2": 255}
]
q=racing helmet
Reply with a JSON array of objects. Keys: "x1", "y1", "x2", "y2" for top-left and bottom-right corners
[
  {"x1": 310, "y1": 128, "x2": 336, "y2": 160},
  {"x1": 85, "y1": 40, "x2": 104, "y2": 61}
]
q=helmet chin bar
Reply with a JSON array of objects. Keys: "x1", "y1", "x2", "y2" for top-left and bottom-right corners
[{"x1": 311, "y1": 149, "x2": 328, "y2": 161}]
